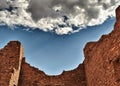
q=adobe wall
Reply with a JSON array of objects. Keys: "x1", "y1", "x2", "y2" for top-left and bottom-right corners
[
  {"x1": 84, "y1": 6, "x2": 120, "y2": 86},
  {"x1": 18, "y1": 58, "x2": 86, "y2": 86},
  {"x1": 0, "y1": 41, "x2": 86, "y2": 86},
  {"x1": 0, "y1": 41, "x2": 23, "y2": 86}
]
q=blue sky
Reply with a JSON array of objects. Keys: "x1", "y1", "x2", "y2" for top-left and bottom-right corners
[
  {"x1": 0, "y1": 17, "x2": 115, "y2": 75},
  {"x1": 0, "y1": 0, "x2": 119, "y2": 76}
]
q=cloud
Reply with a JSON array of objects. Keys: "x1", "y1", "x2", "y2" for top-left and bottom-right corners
[
  {"x1": 0, "y1": 0, "x2": 8, "y2": 9},
  {"x1": 0, "y1": 0, "x2": 119, "y2": 35}
]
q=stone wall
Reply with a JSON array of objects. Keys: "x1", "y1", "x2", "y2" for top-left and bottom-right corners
[
  {"x1": 18, "y1": 58, "x2": 86, "y2": 86},
  {"x1": 0, "y1": 41, "x2": 86, "y2": 86},
  {"x1": 0, "y1": 41, "x2": 23, "y2": 86},
  {"x1": 84, "y1": 6, "x2": 120, "y2": 86}
]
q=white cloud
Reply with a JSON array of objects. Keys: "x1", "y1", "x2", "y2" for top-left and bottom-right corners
[
  {"x1": 0, "y1": 0, "x2": 119, "y2": 35},
  {"x1": 55, "y1": 27, "x2": 73, "y2": 35}
]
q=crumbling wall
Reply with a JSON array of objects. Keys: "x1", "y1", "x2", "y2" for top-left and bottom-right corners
[
  {"x1": 84, "y1": 6, "x2": 120, "y2": 86},
  {"x1": 0, "y1": 41, "x2": 23, "y2": 86},
  {"x1": 0, "y1": 41, "x2": 86, "y2": 86},
  {"x1": 113, "y1": 57, "x2": 120, "y2": 84},
  {"x1": 9, "y1": 43, "x2": 24, "y2": 86},
  {"x1": 18, "y1": 58, "x2": 86, "y2": 86}
]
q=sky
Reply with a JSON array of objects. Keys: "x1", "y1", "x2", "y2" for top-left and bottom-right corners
[
  {"x1": 0, "y1": 0, "x2": 119, "y2": 75},
  {"x1": 0, "y1": 17, "x2": 115, "y2": 75}
]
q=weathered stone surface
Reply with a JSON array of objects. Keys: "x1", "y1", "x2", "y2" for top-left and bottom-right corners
[
  {"x1": 84, "y1": 6, "x2": 120, "y2": 86},
  {"x1": 0, "y1": 41, "x2": 23, "y2": 86},
  {"x1": 18, "y1": 58, "x2": 86, "y2": 86},
  {"x1": 0, "y1": 41, "x2": 86, "y2": 86},
  {"x1": 0, "y1": 5, "x2": 120, "y2": 86}
]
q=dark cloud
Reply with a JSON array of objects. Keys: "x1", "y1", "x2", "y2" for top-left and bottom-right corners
[
  {"x1": 86, "y1": 7, "x2": 99, "y2": 19},
  {"x1": 27, "y1": 0, "x2": 58, "y2": 21},
  {"x1": 27, "y1": 0, "x2": 90, "y2": 20},
  {"x1": 0, "y1": 0, "x2": 9, "y2": 9},
  {"x1": 27, "y1": 0, "x2": 118, "y2": 21},
  {"x1": 0, "y1": 0, "x2": 119, "y2": 35},
  {"x1": 0, "y1": 0, "x2": 118, "y2": 21}
]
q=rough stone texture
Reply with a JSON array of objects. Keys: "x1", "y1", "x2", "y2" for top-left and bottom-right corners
[
  {"x1": 84, "y1": 6, "x2": 120, "y2": 86},
  {"x1": 0, "y1": 41, "x2": 23, "y2": 86},
  {"x1": 18, "y1": 58, "x2": 86, "y2": 86},
  {"x1": 1, "y1": 6, "x2": 120, "y2": 86},
  {"x1": 0, "y1": 41, "x2": 86, "y2": 86}
]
